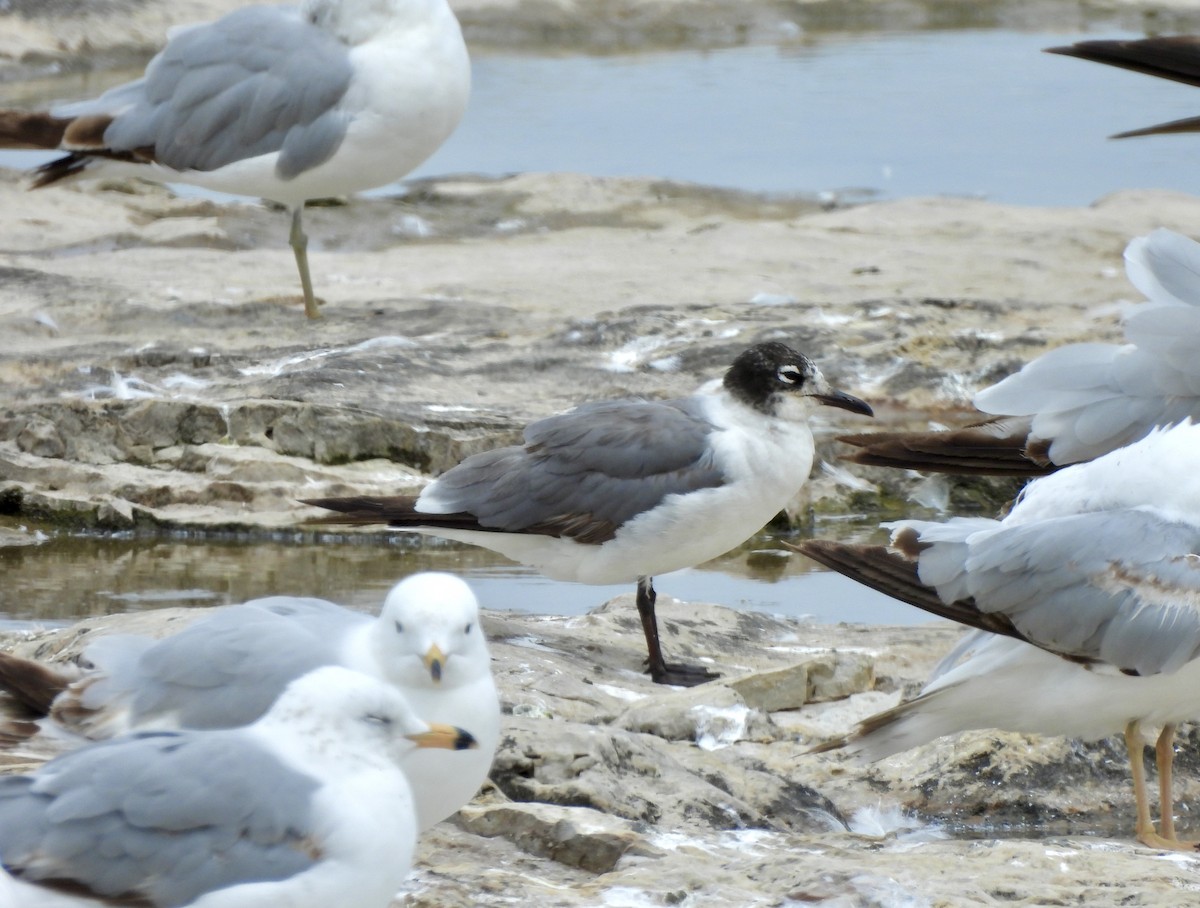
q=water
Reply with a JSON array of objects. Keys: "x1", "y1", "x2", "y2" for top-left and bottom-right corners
[
  {"x1": 4, "y1": 30, "x2": 1197, "y2": 206},
  {"x1": 419, "y1": 30, "x2": 1200, "y2": 205},
  {"x1": 0, "y1": 521, "x2": 924, "y2": 628}
]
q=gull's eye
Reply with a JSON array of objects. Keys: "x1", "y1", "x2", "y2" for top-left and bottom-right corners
[
  {"x1": 394, "y1": 621, "x2": 404, "y2": 634},
  {"x1": 777, "y1": 365, "x2": 803, "y2": 385},
  {"x1": 364, "y1": 713, "x2": 393, "y2": 727},
  {"x1": 464, "y1": 622, "x2": 473, "y2": 634}
]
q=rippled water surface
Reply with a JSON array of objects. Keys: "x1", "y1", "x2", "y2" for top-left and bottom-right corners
[
  {"x1": 0, "y1": 519, "x2": 926, "y2": 628},
  {"x1": 3, "y1": 29, "x2": 1198, "y2": 205}
]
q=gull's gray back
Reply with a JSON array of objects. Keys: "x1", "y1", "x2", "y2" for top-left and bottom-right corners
[
  {"x1": 423, "y1": 398, "x2": 728, "y2": 542},
  {"x1": 100, "y1": 6, "x2": 354, "y2": 177},
  {"x1": 0, "y1": 730, "x2": 318, "y2": 905},
  {"x1": 83, "y1": 596, "x2": 367, "y2": 729}
]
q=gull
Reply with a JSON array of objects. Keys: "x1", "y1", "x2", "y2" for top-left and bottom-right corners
[
  {"x1": 0, "y1": 0, "x2": 470, "y2": 320},
  {"x1": 0, "y1": 665, "x2": 476, "y2": 908},
  {"x1": 839, "y1": 228, "x2": 1200, "y2": 475},
  {"x1": 793, "y1": 421, "x2": 1200, "y2": 851},
  {"x1": 302, "y1": 341, "x2": 873, "y2": 686},
  {"x1": 1047, "y1": 36, "x2": 1200, "y2": 139},
  {"x1": 0, "y1": 572, "x2": 499, "y2": 831}
]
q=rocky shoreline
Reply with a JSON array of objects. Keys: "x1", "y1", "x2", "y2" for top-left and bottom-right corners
[
  {"x1": 5, "y1": 594, "x2": 1200, "y2": 905},
  {"x1": 6, "y1": 170, "x2": 1200, "y2": 534}
]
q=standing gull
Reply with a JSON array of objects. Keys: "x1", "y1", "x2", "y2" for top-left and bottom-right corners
[
  {"x1": 0, "y1": 0, "x2": 470, "y2": 319},
  {"x1": 303, "y1": 342, "x2": 873, "y2": 686},
  {"x1": 839, "y1": 228, "x2": 1200, "y2": 475},
  {"x1": 793, "y1": 421, "x2": 1200, "y2": 850},
  {"x1": 0, "y1": 665, "x2": 477, "y2": 908},
  {"x1": 0, "y1": 572, "x2": 499, "y2": 831}
]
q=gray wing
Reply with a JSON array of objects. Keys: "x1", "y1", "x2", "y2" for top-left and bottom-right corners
[
  {"x1": 917, "y1": 509, "x2": 1200, "y2": 676},
  {"x1": 0, "y1": 730, "x2": 319, "y2": 906},
  {"x1": 101, "y1": 6, "x2": 353, "y2": 176},
  {"x1": 975, "y1": 229, "x2": 1200, "y2": 464},
  {"x1": 83, "y1": 598, "x2": 365, "y2": 728},
  {"x1": 420, "y1": 398, "x2": 728, "y2": 543}
]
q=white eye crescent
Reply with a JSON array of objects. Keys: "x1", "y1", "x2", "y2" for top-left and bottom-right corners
[{"x1": 777, "y1": 365, "x2": 803, "y2": 384}]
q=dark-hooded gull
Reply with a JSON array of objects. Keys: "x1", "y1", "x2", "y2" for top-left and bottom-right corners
[
  {"x1": 0, "y1": 0, "x2": 470, "y2": 319},
  {"x1": 839, "y1": 229, "x2": 1200, "y2": 475},
  {"x1": 0, "y1": 665, "x2": 476, "y2": 907},
  {"x1": 303, "y1": 341, "x2": 873, "y2": 686},
  {"x1": 0, "y1": 572, "x2": 498, "y2": 831},
  {"x1": 793, "y1": 421, "x2": 1200, "y2": 850}
]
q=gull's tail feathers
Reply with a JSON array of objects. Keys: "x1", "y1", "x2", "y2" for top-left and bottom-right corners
[
  {"x1": 809, "y1": 685, "x2": 967, "y2": 761},
  {"x1": 0, "y1": 110, "x2": 70, "y2": 150},
  {"x1": 836, "y1": 417, "x2": 1055, "y2": 477},
  {"x1": 0, "y1": 652, "x2": 75, "y2": 715},
  {"x1": 0, "y1": 109, "x2": 145, "y2": 188},
  {"x1": 301, "y1": 495, "x2": 484, "y2": 532}
]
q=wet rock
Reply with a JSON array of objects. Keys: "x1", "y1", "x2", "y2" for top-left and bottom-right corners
[
  {"x1": 490, "y1": 713, "x2": 838, "y2": 834},
  {"x1": 4, "y1": 599, "x2": 1200, "y2": 906},
  {"x1": 614, "y1": 683, "x2": 775, "y2": 746},
  {"x1": 725, "y1": 652, "x2": 875, "y2": 712},
  {"x1": 456, "y1": 802, "x2": 651, "y2": 872},
  {"x1": 0, "y1": 525, "x2": 46, "y2": 548},
  {"x1": 15, "y1": 416, "x2": 65, "y2": 459}
]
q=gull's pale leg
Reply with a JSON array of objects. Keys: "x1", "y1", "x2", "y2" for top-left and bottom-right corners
[
  {"x1": 289, "y1": 206, "x2": 320, "y2": 320},
  {"x1": 1126, "y1": 720, "x2": 1199, "y2": 851},
  {"x1": 1127, "y1": 721, "x2": 1156, "y2": 844},
  {"x1": 1157, "y1": 723, "x2": 1178, "y2": 841}
]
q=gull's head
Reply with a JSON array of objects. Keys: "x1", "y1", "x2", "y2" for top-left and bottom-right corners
[
  {"x1": 723, "y1": 342, "x2": 874, "y2": 421},
  {"x1": 374, "y1": 572, "x2": 491, "y2": 688},
  {"x1": 264, "y1": 666, "x2": 477, "y2": 760}
]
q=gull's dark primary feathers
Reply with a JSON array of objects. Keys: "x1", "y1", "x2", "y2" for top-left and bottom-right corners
[
  {"x1": 840, "y1": 229, "x2": 1200, "y2": 476},
  {"x1": 838, "y1": 416, "x2": 1055, "y2": 477},
  {"x1": 1047, "y1": 37, "x2": 1200, "y2": 137}
]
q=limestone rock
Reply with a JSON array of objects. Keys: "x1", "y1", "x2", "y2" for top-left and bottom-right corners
[
  {"x1": 456, "y1": 802, "x2": 652, "y2": 872},
  {"x1": 614, "y1": 682, "x2": 776, "y2": 746},
  {"x1": 724, "y1": 652, "x2": 875, "y2": 713}
]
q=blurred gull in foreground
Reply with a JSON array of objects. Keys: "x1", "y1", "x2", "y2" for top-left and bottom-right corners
[
  {"x1": 303, "y1": 342, "x2": 873, "y2": 686},
  {"x1": 0, "y1": 572, "x2": 498, "y2": 831},
  {"x1": 794, "y1": 421, "x2": 1200, "y2": 850},
  {"x1": 0, "y1": 666, "x2": 476, "y2": 907},
  {"x1": 0, "y1": 0, "x2": 470, "y2": 319},
  {"x1": 841, "y1": 229, "x2": 1200, "y2": 475}
]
